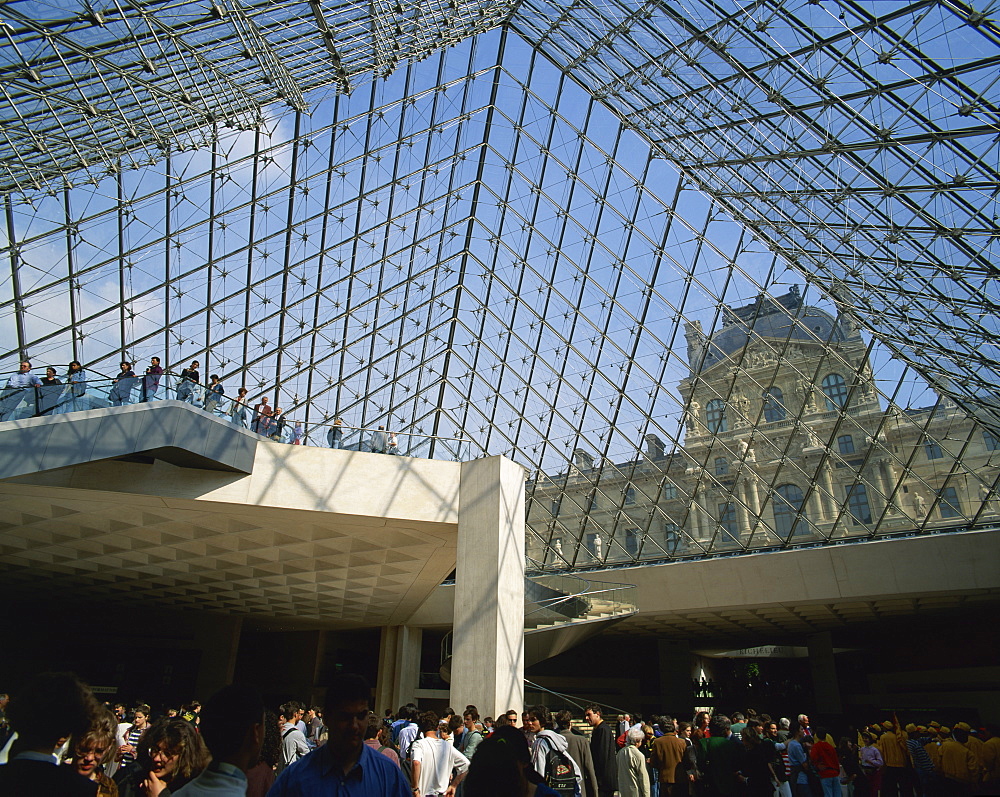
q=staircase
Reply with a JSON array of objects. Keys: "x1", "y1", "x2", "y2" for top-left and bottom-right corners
[
  {"x1": 523, "y1": 573, "x2": 636, "y2": 666},
  {"x1": 440, "y1": 574, "x2": 636, "y2": 681}
]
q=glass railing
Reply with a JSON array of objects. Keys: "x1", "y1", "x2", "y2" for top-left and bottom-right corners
[
  {"x1": 0, "y1": 368, "x2": 473, "y2": 462},
  {"x1": 440, "y1": 574, "x2": 637, "y2": 665},
  {"x1": 524, "y1": 573, "x2": 637, "y2": 631}
]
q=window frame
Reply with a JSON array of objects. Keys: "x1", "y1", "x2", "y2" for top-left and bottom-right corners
[
  {"x1": 706, "y1": 398, "x2": 727, "y2": 433},
  {"x1": 717, "y1": 502, "x2": 738, "y2": 543},
  {"x1": 938, "y1": 485, "x2": 961, "y2": 519},
  {"x1": 821, "y1": 373, "x2": 849, "y2": 410},
  {"x1": 773, "y1": 483, "x2": 807, "y2": 537},
  {"x1": 762, "y1": 387, "x2": 786, "y2": 422},
  {"x1": 845, "y1": 483, "x2": 873, "y2": 526}
]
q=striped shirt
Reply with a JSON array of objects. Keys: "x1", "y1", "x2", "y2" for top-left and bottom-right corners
[
  {"x1": 121, "y1": 725, "x2": 144, "y2": 766},
  {"x1": 907, "y1": 738, "x2": 933, "y2": 772}
]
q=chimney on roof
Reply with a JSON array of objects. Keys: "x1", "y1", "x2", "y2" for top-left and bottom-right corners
[
  {"x1": 644, "y1": 434, "x2": 665, "y2": 459},
  {"x1": 572, "y1": 448, "x2": 594, "y2": 472}
]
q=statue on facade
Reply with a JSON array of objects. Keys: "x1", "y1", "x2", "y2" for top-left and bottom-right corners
[
  {"x1": 911, "y1": 491, "x2": 927, "y2": 519},
  {"x1": 731, "y1": 388, "x2": 751, "y2": 426},
  {"x1": 804, "y1": 425, "x2": 822, "y2": 449},
  {"x1": 592, "y1": 533, "x2": 603, "y2": 561},
  {"x1": 980, "y1": 483, "x2": 996, "y2": 514},
  {"x1": 798, "y1": 379, "x2": 817, "y2": 412},
  {"x1": 553, "y1": 537, "x2": 563, "y2": 557},
  {"x1": 684, "y1": 399, "x2": 700, "y2": 434},
  {"x1": 738, "y1": 438, "x2": 756, "y2": 462}
]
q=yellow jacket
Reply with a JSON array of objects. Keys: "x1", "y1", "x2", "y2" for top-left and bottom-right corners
[
  {"x1": 938, "y1": 739, "x2": 980, "y2": 784},
  {"x1": 925, "y1": 740, "x2": 942, "y2": 770},
  {"x1": 982, "y1": 737, "x2": 1000, "y2": 781},
  {"x1": 877, "y1": 731, "x2": 907, "y2": 768},
  {"x1": 966, "y1": 736, "x2": 986, "y2": 777}
]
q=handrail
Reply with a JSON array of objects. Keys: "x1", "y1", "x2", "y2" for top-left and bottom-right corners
[
  {"x1": 524, "y1": 678, "x2": 632, "y2": 717},
  {"x1": 0, "y1": 367, "x2": 469, "y2": 446},
  {"x1": 525, "y1": 573, "x2": 636, "y2": 619},
  {"x1": 0, "y1": 371, "x2": 474, "y2": 462}
]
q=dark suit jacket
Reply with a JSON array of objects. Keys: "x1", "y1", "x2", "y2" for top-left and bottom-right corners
[
  {"x1": 0, "y1": 758, "x2": 97, "y2": 797},
  {"x1": 560, "y1": 728, "x2": 600, "y2": 797},
  {"x1": 589, "y1": 721, "x2": 618, "y2": 791},
  {"x1": 696, "y1": 735, "x2": 746, "y2": 797}
]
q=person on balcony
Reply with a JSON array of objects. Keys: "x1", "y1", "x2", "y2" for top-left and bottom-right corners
[
  {"x1": 66, "y1": 360, "x2": 88, "y2": 412},
  {"x1": 251, "y1": 396, "x2": 271, "y2": 434},
  {"x1": 37, "y1": 367, "x2": 63, "y2": 416},
  {"x1": 0, "y1": 361, "x2": 42, "y2": 421},
  {"x1": 176, "y1": 360, "x2": 200, "y2": 404},
  {"x1": 109, "y1": 361, "x2": 137, "y2": 406},
  {"x1": 371, "y1": 426, "x2": 387, "y2": 454},
  {"x1": 328, "y1": 417, "x2": 344, "y2": 448},
  {"x1": 230, "y1": 387, "x2": 249, "y2": 427},
  {"x1": 204, "y1": 375, "x2": 225, "y2": 415},
  {"x1": 141, "y1": 356, "x2": 163, "y2": 402},
  {"x1": 270, "y1": 407, "x2": 287, "y2": 442}
]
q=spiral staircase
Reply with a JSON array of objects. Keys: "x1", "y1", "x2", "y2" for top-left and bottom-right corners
[{"x1": 440, "y1": 574, "x2": 636, "y2": 682}]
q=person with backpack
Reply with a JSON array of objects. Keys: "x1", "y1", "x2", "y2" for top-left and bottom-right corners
[
  {"x1": 277, "y1": 702, "x2": 309, "y2": 773},
  {"x1": 461, "y1": 709, "x2": 485, "y2": 760},
  {"x1": 525, "y1": 705, "x2": 583, "y2": 797}
]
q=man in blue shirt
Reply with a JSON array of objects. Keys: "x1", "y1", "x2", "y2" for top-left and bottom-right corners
[
  {"x1": 267, "y1": 674, "x2": 409, "y2": 797},
  {"x1": 0, "y1": 360, "x2": 42, "y2": 421}
]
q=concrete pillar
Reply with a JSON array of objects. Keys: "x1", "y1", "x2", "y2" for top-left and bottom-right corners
[
  {"x1": 807, "y1": 631, "x2": 842, "y2": 715},
  {"x1": 658, "y1": 639, "x2": 695, "y2": 717},
  {"x1": 452, "y1": 455, "x2": 525, "y2": 717},
  {"x1": 375, "y1": 625, "x2": 422, "y2": 712},
  {"x1": 193, "y1": 614, "x2": 242, "y2": 700}
]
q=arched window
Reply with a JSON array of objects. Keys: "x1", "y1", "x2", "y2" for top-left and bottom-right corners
[
  {"x1": 706, "y1": 398, "x2": 727, "y2": 433},
  {"x1": 762, "y1": 387, "x2": 786, "y2": 422},
  {"x1": 821, "y1": 373, "x2": 848, "y2": 410},
  {"x1": 773, "y1": 483, "x2": 806, "y2": 537}
]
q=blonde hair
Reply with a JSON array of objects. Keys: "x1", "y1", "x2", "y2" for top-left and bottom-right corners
[{"x1": 66, "y1": 707, "x2": 118, "y2": 768}]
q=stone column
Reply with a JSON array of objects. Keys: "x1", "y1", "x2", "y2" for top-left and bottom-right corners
[
  {"x1": 658, "y1": 639, "x2": 696, "y2": 718},
  {"x1": 452, "y1": 455, "x2": 525, "y2": 717},
  {"x1": 735, "y1": 480, "x2": 751, "y2": 540},
  {"x1": 820, "y1": 465, "x2": 836, "y2": 521},
  {"x1": 878, "y1": 459, "x2": 901, "y2": 515},
  {"x1": 744, "y1": 477, "x2": 761, "y2": 528},
  {"x1": 375, "y1": 625, "x2": 422, "y2": 712},
  {"x1": 807, "y1": 631, "x2": 842, "y2": 715}
]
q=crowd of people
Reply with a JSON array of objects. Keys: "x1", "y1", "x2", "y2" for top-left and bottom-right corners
[
  {"x1": 0, "y1": 359, "x2": 407, "y2": 453},
  {"x1": 1, "y1": 671, "x2": 997, "y2": 797}
]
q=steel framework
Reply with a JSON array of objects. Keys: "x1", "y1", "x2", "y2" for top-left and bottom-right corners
[{"x1": 1, "y1": 0, "x2": 998, "y2": 570}]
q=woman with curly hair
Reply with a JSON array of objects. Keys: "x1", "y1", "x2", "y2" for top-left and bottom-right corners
[
  {"x1": 113, "y1": 718, "x2": 209, "y2": 797},
  {"x1": 246, "y1": 711, "x2": 281, "y2": 797},
  {"x1": 63, "y1": 706, "x2": 121, "y2": 796}
]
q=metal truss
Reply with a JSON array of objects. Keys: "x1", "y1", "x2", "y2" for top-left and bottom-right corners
[{"x1": 1, "y1": 1, "x2": 998, "y2": 572}]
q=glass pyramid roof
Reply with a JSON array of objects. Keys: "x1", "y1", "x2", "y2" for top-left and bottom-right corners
[{"x1": 1, "y1": 0, "x2": 998, "y2": 570}]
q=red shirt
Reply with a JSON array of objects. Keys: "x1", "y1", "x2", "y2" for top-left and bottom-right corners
[{"x1": 810, "y1": 739, "x2": 840, "y2": 779}]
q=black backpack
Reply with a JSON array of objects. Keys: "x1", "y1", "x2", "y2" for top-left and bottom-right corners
[{"x1": 540, "y1": 738, "x2": 579, "y2": 797}]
